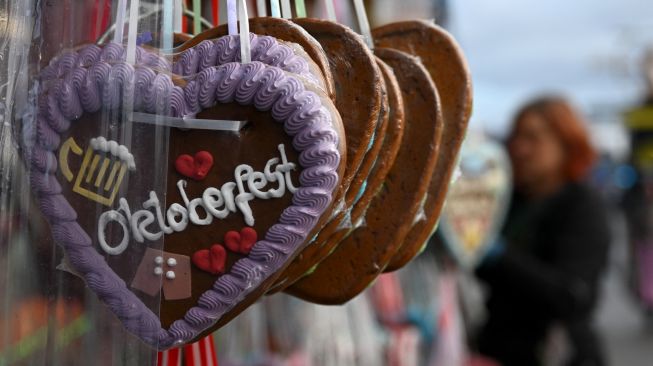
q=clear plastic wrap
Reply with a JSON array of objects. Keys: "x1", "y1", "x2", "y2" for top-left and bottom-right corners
[
  {"x1": 3, "y1": 0, "x2": 351, "y2": 361},
  {"x1": 1, "y1": 0, "x2": 176, "y2": 362}
]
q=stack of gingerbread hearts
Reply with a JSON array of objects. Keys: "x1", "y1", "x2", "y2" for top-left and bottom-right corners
[
  {"x1": 24, "y1": 8, "x2": 471, "y2": 349},
  {"x1": 279, "y1": 19, "x2": 473, "y2": 305}
]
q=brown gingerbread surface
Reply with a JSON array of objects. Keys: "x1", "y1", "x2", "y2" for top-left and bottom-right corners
[
  {"x1": 284, "y1": 56, "x2": 404, "y2": 292},
  {"x1": 174, "y1": 17, "x2": 336, "y2": 100},
  {"x1": 286, "y1": 48, "x2": 442, "y2": 304},
  {"x1": 269, "y1": 56, "x2": 389, "y2": 292},
  {"x1": 267, "y1": 18, "x2": 383, "y2": 290},
  {"x1": 373, "y1": 20, "x2": 473, "y2": 271}
]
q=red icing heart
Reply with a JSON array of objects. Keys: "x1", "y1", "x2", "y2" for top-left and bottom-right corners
[
  {"x1": 224, "y1": 227, "x2": 258, "y2": 255},
  {"x1": 175, "y1": 151, "x2": 214, "y2": 180},
  {"x1": 192, "y1": 244, "x2": 227, "y2": 275}
]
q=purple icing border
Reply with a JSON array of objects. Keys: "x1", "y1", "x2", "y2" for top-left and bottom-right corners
[
  {"x1": 173, "y1": 33, "x2": 324, "y2": 90},
  {"x1": 30, "y1": 43, "x2": 340, "y2": 349}
]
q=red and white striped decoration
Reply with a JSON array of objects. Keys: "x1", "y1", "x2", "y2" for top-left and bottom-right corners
[
  {"x1": 158, "y1": 335, "x2": 217, "y2": 366},
  {"x1": 158, "y1": 347, "x2": 182, "y2": 366}
]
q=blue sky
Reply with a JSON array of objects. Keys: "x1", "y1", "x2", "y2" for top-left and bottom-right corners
[{"x1": 449, "y1": 0, "x2": 653, "y2": 136}]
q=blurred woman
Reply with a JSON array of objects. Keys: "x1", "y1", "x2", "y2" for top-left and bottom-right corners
[{"x1": 476, "y1": 97, "x2": 610, "y2": 366}]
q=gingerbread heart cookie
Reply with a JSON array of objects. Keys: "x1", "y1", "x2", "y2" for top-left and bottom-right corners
[
  {"x1": 268, "y1": 19, "x2": 383, "y2": 291},
  {"x1": 286, "y1": 56, "x2": 403, "y2": 288},
  {"x1": 29, "y1": 42, "x2": 343, "y2": 348},
  {"x1": 373, "y1": 20, "x2": 473, "y2": 271},
  {"x1": 287, "y1": 48, "x2": 442, "y2": 304}
]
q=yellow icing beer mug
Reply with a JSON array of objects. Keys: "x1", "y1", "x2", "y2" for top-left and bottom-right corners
[{"x1": 58, "y1": 136, "x2": 135, "y2": 207}]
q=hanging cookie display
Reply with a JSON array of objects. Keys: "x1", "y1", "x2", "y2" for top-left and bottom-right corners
[
  {"x1": 287, "y1": 48, "x2": 443, "y2": 304},
  {"x1": 28, "y1": 31, "x2": 344, "y2": 348},
  {"x1": 17, "y1": 0, "x2": 478, "y2": 350}
]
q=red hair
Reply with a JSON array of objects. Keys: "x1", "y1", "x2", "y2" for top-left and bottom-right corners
[{"x1": 509, "y1": 97, "x2": 596, "y2": 182}]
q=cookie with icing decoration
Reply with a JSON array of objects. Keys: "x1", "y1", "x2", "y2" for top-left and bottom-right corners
[
  {"x1": 373, "y1": 20, "x2": 473, "y2": 271},
  {"x1": 27, "y1": 42, "x2": 344, "y2": 348},
  {"x1": 286, "y1": 48, "x2": 442, "y2": 304},
  {"x1": 173, "y1": 33, "x2": 329, "y2": 98},
  {"x1": 172, "y1": 25, "x2": 382, "y2": 288}
]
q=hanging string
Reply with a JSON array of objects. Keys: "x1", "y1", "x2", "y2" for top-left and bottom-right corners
[
  {"x1": 212, "y1": 0, "x2": 219, "y2": 25},
  {"x1": 174, "y1": 0, "x2": 183, "y2": 32},
  {"x1": 280, "y1": 0, "x2": 292, "y2": 19},
  {"x1": 295, "y1": 0, "x2": 306, "y2": 17},
  {"x1": 270, "y1": 0, "x2": 281, "y2": 17},
  {"x1": 227, "y1": 0, "x2": 238, "y2": 35},
  {"x1": 256, "y1": 0, "x2": 267, "y2": 16},
  {"x1": 192, "y1": 0, "x2": 202, "y2": 34},
  {"x1": 324, "y1": 0, "x2": 336, "y2": 22},
  {"x1": 352, "y1": 0, "x2": 373, "y2": 49},
  {"x1": 126, "y1": 0, "x2": 141, "y2": 63},
  {"x1": 162, "y1": 0, "x2": 174, "y2": 50},
  {"x1": 238, "y1": 0, "x2": 251, "y2": 63},
  {"x1": 113, "y1": 0, "x2": 128, "y2": 43}
]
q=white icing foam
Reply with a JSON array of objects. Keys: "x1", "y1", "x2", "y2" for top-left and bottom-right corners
[{"x1": 90, "y1": 136, "x2": 136, "y2": 170}]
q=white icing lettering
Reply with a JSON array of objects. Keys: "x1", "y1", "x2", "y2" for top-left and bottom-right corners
[
  {"x1": 277, "y1": 144, "x2": 298, "y2": 193},
  {"x1": 96, "y1": 144, "x2": 299, "y2": 255},
  {"x1": 221, "y1": 182, "x2": 237, "y2": 213},
  {"x1": 189, "y1": 197, "x2": 213, "y2": 225},
  {"x1": 203, "y1": 187, "x2": 228, "y2": 219},
  {"x1": 167, "y1": 203, "x2": 189, "y2": 232},
  {"x1": 143, "y1": 191, "x2": 173, "y2": 235},
  {"x1": 133, "y1": 209, "x2": 161, "y2": 242},
  {"x1": 98, "y1": 210, "x2": 130, "y2": 255}
]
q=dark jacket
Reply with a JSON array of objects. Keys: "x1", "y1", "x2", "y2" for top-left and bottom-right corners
[{"x1": 476, "y1": 183, "x2": 610, "y2": 366}]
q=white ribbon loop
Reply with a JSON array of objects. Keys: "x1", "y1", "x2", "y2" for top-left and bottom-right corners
[
  {"x1": 352, "y1": 0, "x2": 373, "y2": 49},
  {"x1": 238, "y1": 0, "x2": 252, "y2": 63}
]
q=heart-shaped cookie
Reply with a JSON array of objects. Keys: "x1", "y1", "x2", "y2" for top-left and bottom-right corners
[
  {"x1": 269, "y1": 19, "x2": 383, "y2": 291},
  {"x1": 373, "y1": 21, "x2": 473, "y2": 271},
  {"x1": 283, "y1": 56, "x2": 404, "y2": 294},
  {"x1": 175, "y1": 151, "x2": 214, "y2": 181},
  {"x1": 29, "y1": 41, "x2": 343, "y2": 348},
  {"x1": 287, "y1": 48, "x2": 442, "y2": 304},
  {"x1": 192, "y1": 244, "x2": 227, "y2": 275}
]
